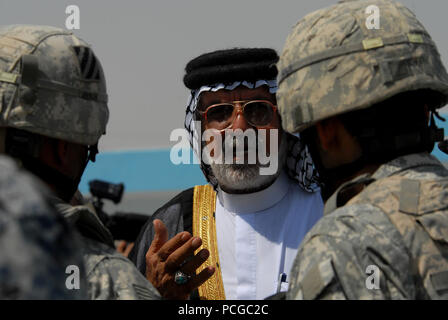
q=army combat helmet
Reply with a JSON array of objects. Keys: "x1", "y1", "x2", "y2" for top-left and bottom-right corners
[
  {"x1": 277, "y1": 0, "x2": 448, "y2": 134},
  {"x1": 0, "y1": 25, "x2": 109, "y2": 201},
  {"x1": 0, "y1": 25, "x2": 109, "y2": 152}
]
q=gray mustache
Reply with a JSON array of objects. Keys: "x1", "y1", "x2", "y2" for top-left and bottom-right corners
[{"x1": 222, "y1": 132, "x2": 264, "y2": 154}]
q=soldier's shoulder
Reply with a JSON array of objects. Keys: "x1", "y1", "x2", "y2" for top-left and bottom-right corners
[
  {"x1": 81, "y1": 237, "x2": 160, "y2": 300},
  {"x1": 313, "y1": 200, "x2": 411, "y2": 253},
  {"x1": 289, "y1": 203, "x2": 413, "y2": 299},
  {"x1": 0, "y1": 156, "x2": 53, "y2": 215},
  {"x1": 296, "y1": 203, "x2": 386, "y2": 276},
  {"x1": 0, "y1": 156, "x2": 85, "y2": 299},
  {"x1": 296, "y1": 202, "x2": 410, "y2": 276},
  {"x1": 0, "y1": 154, "x2": 77, "y2": 250},
  {"x1": 303, "y1": 203, "x2": 390, "y2": 242},
  {"x1": 81, "y1": 236, "x2": 122, "y2": 270},
  {"x1": 81, "y1": 236, "x2": 146, "y2": 275}
]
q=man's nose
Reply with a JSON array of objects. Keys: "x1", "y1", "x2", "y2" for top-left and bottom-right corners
[{"x1": 231, "y1": 109, "x2": 251, "y2": 131}]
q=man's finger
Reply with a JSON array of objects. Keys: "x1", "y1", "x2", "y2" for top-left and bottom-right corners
[
  {"x1": 124, "y1": 242, "x2": 135, "y2": 258},
  {"x1": 180, "y1": 248, "x2": 210, "y2": 275},
  {"x1": 156, "y1": 231, "x2": 192, "y2": 262},
  {"x1": 147, "y1": 219, "x2": 168, "y2": 255},
  {"x1": 116, "y1": 240, "x2": 127, "y2": 254},
  {"x1": 186, "y1": 266, "x2": 215, "y2": 292},
  {"x1": 164, "y1": 237, "x2": 203, "y2": 272}
]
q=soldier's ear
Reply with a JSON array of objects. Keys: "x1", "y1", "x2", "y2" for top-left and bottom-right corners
[
  {"x1": 424, "y1": 104, "x2": 430, "y2": 124},
  {"x1": 56, "y1": 140, "x2": 69, "y2": 165},
  {"x1": 315, "y1": 118, "x2": 338, "y2": 152}
]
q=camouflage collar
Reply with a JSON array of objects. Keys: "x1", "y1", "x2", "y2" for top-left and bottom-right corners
[
  {"x1": 323, "y1": 152, "x2": 440, "y2": 215},
  {"x1": 50, "y1": 196, "x2": 115, "y2": 248},
  {"x1": 324, "y1": 173, "x2": 374, "y2": 216},
  {"x1": 371, "y1": 153, "x2": 441, "y2": 181}
]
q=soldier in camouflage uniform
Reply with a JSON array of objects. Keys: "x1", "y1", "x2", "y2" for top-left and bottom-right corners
[
  {"x1": 277, "y1": 0, "x2": 448, "y2": 299},
  {"x1": 0, "y1": 25, "x2": 160, "y2": 300},
  {"x1": 0, "y1": 155, "x2": 86, "y2": 299}
]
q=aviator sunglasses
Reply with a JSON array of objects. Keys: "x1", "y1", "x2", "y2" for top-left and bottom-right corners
[{"x1": 197, "y1": 100, "x2": 278, "y2": 130}]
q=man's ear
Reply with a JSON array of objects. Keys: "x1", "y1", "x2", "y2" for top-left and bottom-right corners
[
  {"x1": 56, "y1": 140, "x2": 69, "y2": 166},
  {"x1": 423, "y1": 104, "x2": 430, "y2": 123},
  {"x1": 315, "y1": 118, "x2": 339, "y2": 152}
]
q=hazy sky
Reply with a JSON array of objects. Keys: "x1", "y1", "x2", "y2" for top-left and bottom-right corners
[{"x1": 2, "y1": 0, "x2": 446, "y2": 151}]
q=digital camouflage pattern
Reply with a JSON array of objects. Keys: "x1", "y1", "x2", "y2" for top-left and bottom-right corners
[
  {"x1": 0, "y1": 155, "x2": 86, "y2": 299},
  {"x1": 0, "y1": 25, "x2": 159, "y2": 300},
  {"x1": 287, "y1": 153, "x2": 448, "y2": 299},
  {"x1": 53, "y1": 198, "x2": 161, "y2": 300},
  {"x1": 277, "y1": 0, "x2": 448, "y2": 133},
  {"x1": 0, "y1": 25, "x2": 108, "y2": 146},
  {"x1": 82, "y1": 236, "x2": 161, "y2": 300},
  {"x1": 279, "y1": 0, "x2": 448, "y2": 300}
]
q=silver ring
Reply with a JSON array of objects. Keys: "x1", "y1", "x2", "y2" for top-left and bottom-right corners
[{"x1": 174, "y1": 270, "x2": 191, "y2": 285}]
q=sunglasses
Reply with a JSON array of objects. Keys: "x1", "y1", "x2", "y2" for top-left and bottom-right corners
[{"x1": 197, "y1": 100, "x2": 277, "y2": 130}]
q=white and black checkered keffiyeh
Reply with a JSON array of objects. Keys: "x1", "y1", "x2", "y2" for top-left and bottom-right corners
[{"x1": 184, "y1": 80, "x2": 320, "y2": 193}]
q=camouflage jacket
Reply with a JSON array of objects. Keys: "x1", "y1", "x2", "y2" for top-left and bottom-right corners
[
  {"x1": 0, "y1": 156, "x2": 86, "y2": 299},
  {"x1": 53, "y1": 198, "x2": 160, "y2": 300},
  {"x1": 287, "y1": 152, "x2": 448, "y2": 300}
]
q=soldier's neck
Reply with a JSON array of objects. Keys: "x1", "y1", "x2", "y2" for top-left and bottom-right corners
[{"x1": 323, "y1": 163, "x2": 380, "y2": 203}]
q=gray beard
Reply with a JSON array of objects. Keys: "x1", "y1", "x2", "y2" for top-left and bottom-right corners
[{"x1": 209, "y1": 132, "x2": 288, "y2": 194}]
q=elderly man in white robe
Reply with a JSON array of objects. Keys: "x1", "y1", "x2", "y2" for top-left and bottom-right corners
[{"x1": 129, "y1": 48, "x2": 323, "y2": 300}]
